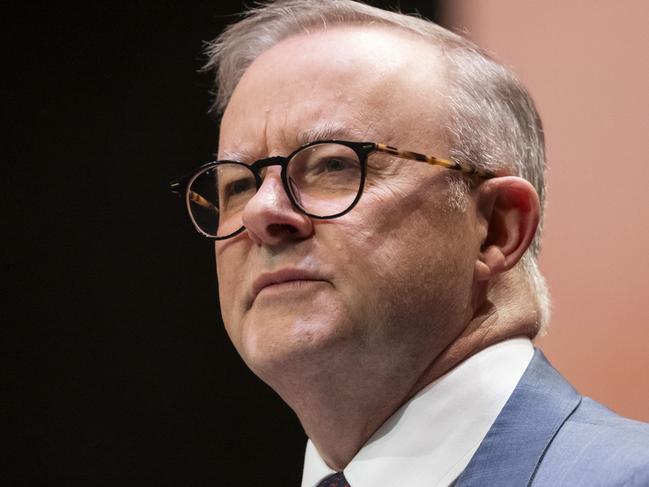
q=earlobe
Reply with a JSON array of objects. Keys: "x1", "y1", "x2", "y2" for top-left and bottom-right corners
[{"x1": 474, "y1": 177, "x2": 540, "y2": 281}]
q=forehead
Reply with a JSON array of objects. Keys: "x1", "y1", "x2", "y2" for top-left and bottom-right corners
[{"x1": 219, "y1": 25, "x2": 449, "y2": 159}]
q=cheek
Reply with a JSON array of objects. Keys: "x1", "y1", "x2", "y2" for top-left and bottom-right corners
[
  {"x1": 215, "y1": 244, "x2": 246, "y2": 333},
  {"x1": 216, "y1": 270, "x2": 232, "y2": 324},
  {"x1": 337, "y1": 189, "x2": 475, "y2": 315},
  {"x1": 327, "y1": 213, "x2": 413, "y2": 319}
]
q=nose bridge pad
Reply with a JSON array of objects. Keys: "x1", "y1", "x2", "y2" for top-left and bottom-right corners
[
  {"x1": 252, "y1": 163, "x2": 293, "y2": 211},
  {"x1": 287, "y1": 175, "x2": 303, "y2": 208},
  {"x1": 241, "y1": 158, "x2": 314, "y2": 242}
]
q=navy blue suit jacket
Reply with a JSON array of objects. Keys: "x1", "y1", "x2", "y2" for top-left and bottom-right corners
[{"x1": 456, "y1": 350, "x2": 649, "y2": 486}]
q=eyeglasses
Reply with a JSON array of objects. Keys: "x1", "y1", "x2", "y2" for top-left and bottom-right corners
[{"x1": 170, "y1": 140, "x2": 496, "y2": 240}]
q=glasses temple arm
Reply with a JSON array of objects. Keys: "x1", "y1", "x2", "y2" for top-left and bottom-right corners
[
  {"x1": 374, "y1": 143, "x2": 496, "y2": 179},
  {"x1": 170, "y1": 181, "x2": 219, "y2": 212},
  {"x1": 187, "y1": 191, "x2": 219, "y2": 212}
]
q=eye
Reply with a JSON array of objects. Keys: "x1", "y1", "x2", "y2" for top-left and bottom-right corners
[
  {"x1": 288, "y1": 143, "x2": 362, "y2": 188},
  {"x1": 317, "y1": 157, "x2": 358, "y2": 173},
  {"x1": 227, "y1": 177, "x2": 254, "y2": 196}
]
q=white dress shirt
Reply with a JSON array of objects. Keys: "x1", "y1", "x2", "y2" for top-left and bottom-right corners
[{"x1": 301, "y1": 337, "x2": 534, "y2": 487}]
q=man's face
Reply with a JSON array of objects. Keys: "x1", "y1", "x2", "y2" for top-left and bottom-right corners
[{"x1": 215, "y1": 27, "x2": 483, "y2": 392}]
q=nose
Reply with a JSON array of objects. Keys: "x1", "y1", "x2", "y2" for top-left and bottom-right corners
[{"x1": 241, "y1": 167, "x2": 314, "y2": 245}]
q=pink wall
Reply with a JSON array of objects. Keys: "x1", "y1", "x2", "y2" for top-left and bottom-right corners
[{"x1": 445, "y1": 1, "x2": 649, "y2": 421}]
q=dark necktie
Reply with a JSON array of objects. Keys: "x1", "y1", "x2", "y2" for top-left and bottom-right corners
[{"x1": 317, "y1": 472, "x2": 350, "y2": 487}]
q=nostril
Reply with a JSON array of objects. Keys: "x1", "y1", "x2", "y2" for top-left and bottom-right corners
[{"x1": 267, "y1": 223, "x2": 299, "y2": 237}]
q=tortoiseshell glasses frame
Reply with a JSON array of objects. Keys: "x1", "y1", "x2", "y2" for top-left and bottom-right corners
[{"x1": 170, "y1": 140, "x2": 497, "y2": 240}]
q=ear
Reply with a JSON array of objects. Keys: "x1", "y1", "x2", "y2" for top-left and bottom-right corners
[{"x1": 474, "y1": 177, "x2": 540, "y2": 281}]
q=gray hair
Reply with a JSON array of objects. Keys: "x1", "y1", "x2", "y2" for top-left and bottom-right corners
[{"x1": 203, "y1": 0, "x2": 550, "y2": 333}]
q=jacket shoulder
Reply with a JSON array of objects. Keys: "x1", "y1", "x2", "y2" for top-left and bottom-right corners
[{"x1": 533, "y1": 397, "x2": 649, "y2": 486}]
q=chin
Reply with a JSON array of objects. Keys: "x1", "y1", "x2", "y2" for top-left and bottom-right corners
[{"x1": 238, "y1": 312, "x2": 354, "y2": 382}]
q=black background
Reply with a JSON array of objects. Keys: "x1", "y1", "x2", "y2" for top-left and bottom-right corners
[{"x1": 4, "y1": 1, "x2": 442, "y2": 485}]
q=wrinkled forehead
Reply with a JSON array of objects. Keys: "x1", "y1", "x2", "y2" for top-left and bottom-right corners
[{"x1": 218, "y1": 25, "x2": 449, "y2": 160}]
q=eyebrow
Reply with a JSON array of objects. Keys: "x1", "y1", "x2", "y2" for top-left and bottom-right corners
[
  {"x1": 217, "y1": 147, "x2": 257, "y2": 163},
  {"x1": 217, "y1": 123, "x2": 370, "y2": 162},
  {"x1": 296, "y1": 123, "x2": 369, "y2": 146}
]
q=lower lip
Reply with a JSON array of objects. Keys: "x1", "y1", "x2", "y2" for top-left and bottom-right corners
[{"x1": 255, "y1": 279, "x2": 328, "y2": 299}]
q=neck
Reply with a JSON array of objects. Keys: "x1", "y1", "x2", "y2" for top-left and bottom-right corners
[
  {"x1": 411, "y1": 269, "x2": 540, "y2": 395},
  {"x1": 272, "y1": 347, "x2": 429, "y2": 470}
]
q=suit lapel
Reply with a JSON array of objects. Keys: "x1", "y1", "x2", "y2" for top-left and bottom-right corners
[{"x1": 455, "y1": 349, "x2": 581, "y2": 487}]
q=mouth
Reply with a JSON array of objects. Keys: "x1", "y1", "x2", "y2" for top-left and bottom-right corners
[{"x1": 250, "y1": 268, "x2": 329, "y2": 304}]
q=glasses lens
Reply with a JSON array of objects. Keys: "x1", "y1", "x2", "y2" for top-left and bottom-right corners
[
  {"x1": 186, "y1": 162, "x2": 256, "y2": 238},
  {"x1": 287, "y1": 143, "x2": 362, "y2": 217}
]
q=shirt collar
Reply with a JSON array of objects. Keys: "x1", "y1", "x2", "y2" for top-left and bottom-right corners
[{"x1": 301, "y1": 338, "x2": 534, "y2": 487}]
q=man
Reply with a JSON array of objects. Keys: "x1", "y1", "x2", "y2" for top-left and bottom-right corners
[{"x1": 172, "y1": 1, "x2": 649, "y2": 485}]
